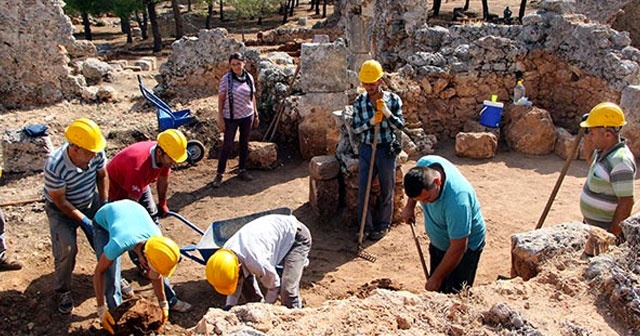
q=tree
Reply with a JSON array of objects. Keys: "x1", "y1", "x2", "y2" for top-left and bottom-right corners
[
  {"x1": 145, "y1": 0, "x2": 163, "y2": 52},
  {"x1": 518, "y1": 0, "x2": 527, "y2": 22},
  {"x1": 431, "y1": 0, "x2": 441, "y2": 17},
  {"x1": 227, "y1": 0, "x2": 281, "y2": 40},
  {"x1": 64, "y1": 0, "x2": 110, "y2": 40},
  {"x1": 109, "y1": 0, "x2": 144, "y2": 44},
  {"x1": 171, "y1": 0, "x2": 184, "y2": 39},
  {"x1": 134, "y1": 8, "x2": 149, "y2": 39},
  {"x1": 481, "y1": 0, "x2": 489, "y2": 21}
]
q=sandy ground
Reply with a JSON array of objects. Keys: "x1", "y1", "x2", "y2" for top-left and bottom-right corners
[{"x1": 2, "y1": 1, "x2": 638, "y2": 335}]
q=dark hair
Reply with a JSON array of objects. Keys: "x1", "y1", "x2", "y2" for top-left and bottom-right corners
[
  {"x1": 403, "y1": 166, "x2": 438, "y2": 198},
  {"x1": 229, "y1": 52, "x2": 245, "y2": 62}
]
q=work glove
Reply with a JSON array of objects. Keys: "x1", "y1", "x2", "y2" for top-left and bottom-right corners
[
  {"x1": 79, "y1": 216, "x2": 95, "y2": 250},
  {"x1": 159, "y1": 300, "x2": 169, "y2": 324},
  {"x1": 378, "y1": 100, "x2": 392, "y2": 119},
  {"x1": 265, "y1": 287, "x2": 280, "y2": 304},
  {"x1": 97, "y1": 305, "x2": 116, "y2": 335},
  {"x1": 157, "y1": 198, "x2": 170, "y2": 218}
]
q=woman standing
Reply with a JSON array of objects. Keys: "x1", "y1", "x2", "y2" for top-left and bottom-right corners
[{"x1": 213, "y1": 52, "x2": 259, "y2": 188}]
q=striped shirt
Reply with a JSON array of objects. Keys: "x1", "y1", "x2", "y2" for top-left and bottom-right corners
[
  {"x1": 43, "y1": 143, "x2": 107, "y2": 209},
  {"x1": 580, "y1": 142, "x2": 636, "y2": 228},
  {"x1": 219, "y1": 71, "x2": 256, "y2": 119},
  {"x1": 350, "y1": 90, "x2": 404, "y2": 145}
]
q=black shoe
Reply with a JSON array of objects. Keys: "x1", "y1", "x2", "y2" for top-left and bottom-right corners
[
  {"x1": 369, "y1": 228, "x2": 389, "y2": 241},
  {"x1": 238, "y1": 170, "x2": 254, "y2": 181},
  {"x1": 0, "y1": 255, "x2": 22, "y2": 271},
  {"x1": 211, "y1": 174, "x2": 223, "y2": 188},
  {"x1": 354, "y1": 230, "x2": 371, "y2": 243}
]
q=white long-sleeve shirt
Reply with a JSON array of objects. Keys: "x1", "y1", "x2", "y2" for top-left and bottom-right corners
[{"x1": 224, "y1": 214, "x2": 298, "y2": 305}]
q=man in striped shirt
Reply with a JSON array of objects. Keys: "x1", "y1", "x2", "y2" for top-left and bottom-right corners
[
  {"x1": 43, "y1": 118, "x2": 108, "y2": 314},
  {"x1": 580, "y1": 102, "x2": 636, "y2": 242},
  {"x1": 351, "y1": 60, "x2": 405, "y2": 241}
]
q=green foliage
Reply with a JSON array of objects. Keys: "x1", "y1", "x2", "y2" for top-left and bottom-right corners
[
  {"x1": 64, "y1": 0, "x2": 111, "y2": 15},
  {"x1": 227, "y1": 0, "x2": 282, "y2": 20},
  {"x1": 109, "y1": 0, "x2": 145, "y2": 18}
]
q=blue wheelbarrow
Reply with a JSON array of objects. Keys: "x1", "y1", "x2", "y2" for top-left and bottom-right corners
[
  {"x1": 166, "y1": 207, "x2": 293, "y2": 265},
  {"x1": 137, "y1": 75, "x2": 206, "y2": 165}
]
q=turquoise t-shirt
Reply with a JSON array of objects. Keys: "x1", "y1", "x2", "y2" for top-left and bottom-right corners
[
  {"x1": 94, "y1": 199, "x2": 162, "y2": 261},
  {"x1": 416, "y1": 156, "x2": 486, "y2": 251}
]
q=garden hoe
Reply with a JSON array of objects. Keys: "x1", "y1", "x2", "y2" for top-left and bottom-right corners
[{"x1": 356, "y1": 123, "x2": 380, "y2": 263}]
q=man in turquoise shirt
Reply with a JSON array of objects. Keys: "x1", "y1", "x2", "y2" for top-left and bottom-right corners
[
  {"x1": 92, "y1": 200, "x2": 188, "y2": 334},
  {"x1": 402, "y1": 155, "x2": 486, "y2": 294}
]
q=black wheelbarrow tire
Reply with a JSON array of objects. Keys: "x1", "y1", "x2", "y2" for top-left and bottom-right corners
[{"x1": 186, "y1": 139, "x2": 205, "y2": 164}]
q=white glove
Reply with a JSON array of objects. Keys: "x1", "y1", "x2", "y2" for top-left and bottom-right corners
[{"x1": 265, "y1": 287, "x2": 280, "y2": 304}]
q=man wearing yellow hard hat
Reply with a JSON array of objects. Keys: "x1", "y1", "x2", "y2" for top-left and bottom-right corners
[
  {"x1": 105, "y1": 128, "x2": 191, "y2": 312},
  {"x1": 92, "y1": 199, "x2": 182, "y2": 334},
  {"x1": 43, "y1": 118, "x2": 108, "y2": 314},
  {"x1": 0, "y1": 167, "x2": 23, "y2": 271},
  {"x1": 205, "y1": 214, "x2": 312, "y2": 309},
  {"x1": 351, "y1": 60, "x2": 405, "y2": 241},
  {"x1": 580, "y1": 102, "x2": 636, "y2": 243}
]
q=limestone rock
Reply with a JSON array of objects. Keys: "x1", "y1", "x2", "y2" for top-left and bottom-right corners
[
  {"x1": 309, "y1": 177, "x2": 340, "y2": 218},
  {"x1": 455, "y1": 132, "x2": 498, "y2": 159},
  {"x1": 510, "y1": 221, "x2": 588, "y2": 280},
  {"x1": 2, "y1": 129, "x2": 54, "y2": 173},
  {"x1": 503, "y1": 106, "x2": 558, "y2": 155},
  {"x1": 554, "y1": 127, "x2": 580, "y2": 160},
  {"x1": 247, "y1": 142, "x2": 278, "y2": 170},
  {"x1": 309, "y1": 156, "x2": 340, "y2": 180}
]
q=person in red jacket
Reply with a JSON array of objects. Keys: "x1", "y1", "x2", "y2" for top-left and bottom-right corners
[{"x1": 106, "y1": 129, "x2": 192, "y2": 313}]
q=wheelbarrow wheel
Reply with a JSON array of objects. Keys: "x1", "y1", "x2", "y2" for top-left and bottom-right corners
[{"x1": 186, "y1": 140, "x2": 205, "y2": 164}]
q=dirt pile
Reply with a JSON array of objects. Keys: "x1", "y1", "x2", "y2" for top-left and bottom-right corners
[{"x1": 111, "y1": 298, "x2": 163, "y2": 336}]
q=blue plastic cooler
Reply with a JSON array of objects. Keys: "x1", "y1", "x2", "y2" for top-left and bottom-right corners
[{"x1": 479, "y1": 100, "x2": 504, "y2": 128}]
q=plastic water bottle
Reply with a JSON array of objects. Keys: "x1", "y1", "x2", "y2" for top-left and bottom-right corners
[{"x1": 513, "y1": 80, "x2": 525, "y2": 104}]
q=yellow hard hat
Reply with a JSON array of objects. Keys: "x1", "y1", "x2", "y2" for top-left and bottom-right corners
[
  {"x1": 580, "y1": 102, "x2": 627, "y2": 128},
  {"x1": 157, "y1": 129, "x2": 188, "y2": 163},
  {"x1": 205, "y1": 248, "x2": 240, "y2": 295},
  {"x1": 64, "y1": 118, "x2": 106, "y2": 152},
  {"x1": 144, "y1": 236, "x2": 180, "y2": 278},
  {"x1": 358, "y1": 60, "x2": 383, "y2": 84}
]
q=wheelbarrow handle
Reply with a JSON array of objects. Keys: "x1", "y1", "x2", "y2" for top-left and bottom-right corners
[
  {"x1": 180, "y1": 245, "x2": 207, "y2": 265},
  {"x1": 166, "y1": 211, "x2": 205, "y2": 235}
]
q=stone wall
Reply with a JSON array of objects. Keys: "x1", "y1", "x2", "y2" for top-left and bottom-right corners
[
  {"x1": 0, "y1": 0, "x2": 86, "y2": 109},
  {"x1": 341, "y1": 0, "x2": 640, "y2": 155}
]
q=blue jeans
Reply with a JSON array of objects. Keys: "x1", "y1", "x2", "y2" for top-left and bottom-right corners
[
  {"x1": 357, "y1": 143, "x2": 397, "y2": 233},
  {"x1": 46, "y1": 193, "x2": 101, "y2": 294},
  {"x1": 94, "y1": 226, "x2": 177, "y2": 309}
]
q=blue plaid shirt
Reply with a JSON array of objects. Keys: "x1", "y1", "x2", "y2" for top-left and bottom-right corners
[{"x1": 351, "y1": 91, "x2": 404, "y2": 145}]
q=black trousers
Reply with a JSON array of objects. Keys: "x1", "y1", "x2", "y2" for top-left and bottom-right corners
[{"x1": 429, "y1": 241, "x2": 484, "y2": 294}]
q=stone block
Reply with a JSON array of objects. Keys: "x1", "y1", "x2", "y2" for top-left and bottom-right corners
[
  {"x1": 621, "y1": 211, "x2": 640, "y2": 248},
  {"x1": 503, "y1": 106, "x2": 557, "y2": 155},
  {"x1": 309, "y1": 177, "x2": 339, "y2": 218},
  {"x1": 300, "y1": 42, "x2": 348, "y2": 93},
  {"x1": 134, "y1": 60, "x2": 153, "y2": 71},
  {"x1": 247, "y1": 142, "x2": 278, "y2": 170},
  {"x1": 462, "y1": 120, "x2": 500, "y2": 138},
  {"x1": 298, "y1": 109, "x2": 340, "y2": 160},
  {"x1": 455, "y1": 132, "x2": 498, "y2": 159},
  {"x1": 309, "y1": 155, "x2": 340, "y2": 180},
  {"x1": 298, "y1": 92, "x2": 348, "y2": 120},
  {"x1": 554, "y1": 127, "x2": 579, "y2": 160},
  {"x1": 620, "y1": 85, "x2": 640, "y2": 159},
  {"x1": 2, "y1": 129, "x2": 54, "y2": 173},
  {"x1": 510, "y1": 221, "x2": 588, "y2": 280},
  {"x1": 312, "y1": 35, "x2": 330, "y2": 43}
]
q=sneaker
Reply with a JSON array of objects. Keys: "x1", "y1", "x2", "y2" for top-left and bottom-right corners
[
  {"x1": 58, "y1": 291, "x2": 73, "y2": 314},
  {"x1": 170, "y1": 299, "x2": 192, "y2": 313},
  {"x1": 369, "y1": 228, "x2": 389, "y2": 241},
  {"x1": 121, "y1": 278, "x2": 135, "y2": 299},
  {"x1": 211, "y1": 174, "x2": 223, "y2": 188},
  {"x1": 0, "y1": 254, "x2": 22, "y2": 271},
  {"x1": 238, "y1": 170, "x2": 254, "y2": 181}
]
